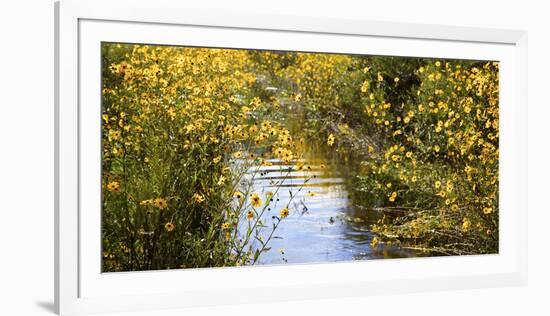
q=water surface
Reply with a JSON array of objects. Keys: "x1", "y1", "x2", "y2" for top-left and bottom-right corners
[{"x1": 239, "y1": 146, "x2": 414, "y2": 265}]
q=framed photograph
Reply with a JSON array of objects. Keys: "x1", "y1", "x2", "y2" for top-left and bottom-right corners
[{"x1": 55, "y1": 0, "x2": 527, "y2": 314}]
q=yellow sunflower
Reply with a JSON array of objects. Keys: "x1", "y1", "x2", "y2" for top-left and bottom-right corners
[
  {"x1": 154, "y1": 198, "x2": 168, "y2": 210},
  {"x1": 250, "y1": 193, "x2": 262, "y2": 208},
  {"x1": 106, "y1": 181, "x2": 120, "y2": 193},
  {"x1": 279, "y1": 207, "x2": 290, "y2": 219},
  {"x1": 164, "y1": 222, "x2": 175, "y2": 232},
  {"x1": 246, "y1": 210, "x2": 255, "y2": 220}
]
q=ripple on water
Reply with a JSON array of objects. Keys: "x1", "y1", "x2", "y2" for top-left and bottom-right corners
[{"x1": 236, "y1": 154, "x2": 413, "y2": 265}]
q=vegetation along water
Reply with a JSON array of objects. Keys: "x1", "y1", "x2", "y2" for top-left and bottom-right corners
[{"x1": 101, "y1": 44, "x2": 499, "y2": 272}]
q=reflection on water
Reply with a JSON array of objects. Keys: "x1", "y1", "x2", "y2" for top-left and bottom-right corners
[{"x1": 238, "y1": 146, "x2": 415, "y2": 265}]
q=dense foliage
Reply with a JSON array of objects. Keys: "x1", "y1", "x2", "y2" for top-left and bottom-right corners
[
  {"x1": 275, "y1": 55, "x2": 499, "y2": 255},
  {"x1": 101, "y1": 44, "x2": 310, "y2": 271},
  {"x1": 102, "y1": 43, "x2": 498, "y2": 271}
]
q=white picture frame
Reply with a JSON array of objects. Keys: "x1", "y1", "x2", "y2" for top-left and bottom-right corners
[{"x1": 55, "y1": 0, "x2": 528, "y2": 314}]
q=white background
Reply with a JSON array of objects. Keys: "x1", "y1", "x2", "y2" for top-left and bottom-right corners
[{"x1": 0, "y1": 0, "x2": 547, "y2": 315}]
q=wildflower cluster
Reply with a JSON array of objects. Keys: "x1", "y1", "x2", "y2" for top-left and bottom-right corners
[
  {"x1": 101, "y1": 44, "x2": 301, "y2": 271},
  {"x1": 260, "y1": 54, "x2": 499, "y2": 255},
  {"x1": 101, "y1": 43, "x2": 500, "y2": 271}
]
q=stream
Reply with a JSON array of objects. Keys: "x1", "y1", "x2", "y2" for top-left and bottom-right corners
[{"x1": 239, "y1": 143, "x2": 415, "y2": 265}]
